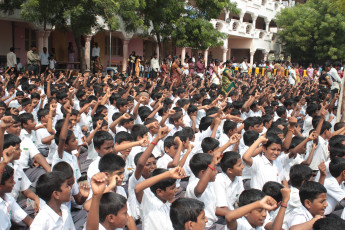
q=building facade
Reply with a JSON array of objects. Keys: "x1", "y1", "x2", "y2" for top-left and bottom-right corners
[{"x1": 0, "y1": 0, "x2": 289, "y2": 72}]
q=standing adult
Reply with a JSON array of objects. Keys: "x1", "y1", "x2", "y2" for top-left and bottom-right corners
[
  {"x1": 150, "y1": 53, "x2": 160, "y2": 79},
  {"x1": 128, "y1": 51, "x2": 136, "y2": 75},
  {"x1": 40, "y1": 47, "x2": 49, "y2": 74},
  {"x1": 92, "y1": 42, "x2": 100, "y2": 60},
  {"x1": 171, "y1": 57, "x2": 182, "y2": 85},
  {"x1": 240, "y1": 57, "x2": 249, "y2": 76},
  {"x1": 6, "y1": 47, "x2": 17, "y2": 71},
  {"x1": 326, "y1": 61, "x2": 342, "y2": 95},
  {"x1": 27, "y1": 45, "x2": 40, "y2": 75},
  {"x1": 196, "y1": 57, "x2": 205, "y2": 79},
  {"x1": 68, "y1": 42, "x2": 75, "y2": 69}
]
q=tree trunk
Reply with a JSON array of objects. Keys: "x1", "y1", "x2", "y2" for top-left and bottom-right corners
[{"x1": 73, "y1": 32, "x2": 86, "y2": 73}]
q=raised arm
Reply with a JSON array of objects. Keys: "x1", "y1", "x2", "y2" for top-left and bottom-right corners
[
  {"x1": 58, "y1": 102, "x2": 72, "y2": 159},
  {"x1": 242, "y1": 136, "x2": 267, "y2": 167}
]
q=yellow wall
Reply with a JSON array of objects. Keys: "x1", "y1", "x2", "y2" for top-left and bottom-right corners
[{"x1": 92, "y1": 32, "x2": 105, "y2": 65}]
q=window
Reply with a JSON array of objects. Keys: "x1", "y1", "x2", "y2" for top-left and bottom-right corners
[
  {"x1": 105, "y1": 37, "x2": 123, "y2": 56},
  {"x1": 25, "y1": 28, "x2": 36, "y2": 51}
]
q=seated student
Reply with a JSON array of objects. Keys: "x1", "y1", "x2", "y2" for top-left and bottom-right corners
[
  {"x1": 86, "y1": 173, "x2": 130, "y2": 230},
  {"x1": 135, "y1": 167, "x2": 185, "y2": 230},
  {"x1": 262, "y1": 181, "x2": 291, "y2": 230},
  {"x1": 109, "y1": 113, "x2": 134, "y2": 134},
  {"x1": 243, "y1": 134, "x2": 285, "y2": 190},
  {"x1": 170, "y1": 198, "x2": 208, "y2": 230},
  {"x1": 324, "y1": 157, "x2": 345, "y2": 215},
  {"x1": 84, "y1": 153, "x2": 125, "y2": 211},
  {"x1": 186, "y1": 153, "x2": 221, "y2": 229},
  {"x1": 0, "y1": 164, "x2": 33, "y2": 229},
  {"x1": 313, "y1": 217, "x2": 345, "y2": 230},
  {"x1": 287, "y1": 181, "x2": 328, "y2": 230},
  {"x1": 225, "y1": 189, "x2": 285, "y2": 230},
  {"x1": 31, "y1": 171, "x2": 74, "y2": 229},
  {"x1": 157, "y1": 136, "x2": 183, "y2": 169},
  {"x1": 161, "y1": 112, "x2": 184, "y2": 136},
  {"x1": 287, "y1": 164, "x2": 313, "y2": 218},
  {"x1": 144, "y1": 117, "x2": 162, "y2": 158},
  {"x1": 214, "y1": 151, "x2": 244, "y2": 214},
  {"x1": 6, "y1": 115, "x2": 51, "y2": 183},
  {"x1": 220, "y1": 120, "x2": 239, "y2": 152},
  {"x1": 202, "y1": 134, "x2": 240, "y2": 157},
  {"x1": 36, "y1": 108, "x2": 55, "y2": 157},
  {"x1": 87, "y1": 130, "x2": 114, "y2": 183}
]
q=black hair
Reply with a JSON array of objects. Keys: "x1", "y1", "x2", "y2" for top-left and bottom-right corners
[
  {"x1": 133, "y1": 151, "x2": 155, "y2": 166},
  {"x1": 96, "y1": 105, "x2": 107, "y2": 115},
  {"x1": 223, "y1": 120, "x2": 237, "y2": 135},
  {"x1": 3, "y1": 133, "x2": 21, "y2": 149},
  {"x1": 93, "y1": 131, "x2": 114, "y2": 149},
  {"x1": 173, "y1": 129, "x2": 189, "y2": 143},
  {"x1": 334, "y1": 122, "x2": 345, "y2": 131},
  {"x1": 299, "y1": 181, "x2": 327, "y2": 206},
  {"x1": 306, "y1": 103, "x2": 318, "y2": 116},
  {"x1": 170, "y1": 198, "x2": 205, "y2": 230},
  {"x1": 220, "y1": 151, "x2": 241, "y2": 172},
  {"x1": 199, "y1": 116, "x2": 214, "y2": 132},
  {"x1": 313, "y1": 217, "x2": 345, "y2": 230},
  {"x1": 99, "y1": 193, "x2": 127, "y2": 223},
  {"x1": 21, "y1": 98, "x2": 32, "y2": 107},
  {"x1": 262, "y1": 134, "x2": 282, "y2": 148},
  {"x1": 262, "y1": 181, "x2": 284, "y2": 203},
  {"x1": 115, "y1": 131, "x2": 133, "y2": 144},
  {"x1": 289, "y1": 136, "x2": 305, "y2": 150},
  {"x1": 1, "y1": 165, "x2": 14, "y2": 185},
  {"x1": 37, "y1": 108, "x2": 49, "y2": 121},
  {"x1": 150, "y1": 168, "x2": 176, "y2": 195},
  {"x1": 320, "y1": 121, "x2": 332, "y2": 135},
  {"x1": 329, "y1": 157, "x2": 345, "y2": 178},
  {"x1": 98, "y1": 154, "x2": 125, "y2": 174},
  {"x1": 187, "y1": 105, "x2": 198, "y2": 115},
  {"x1": 290, "y1": 164, "x2": 313, "y2": 188},
  {"x1": 189, "y1": 153, "x2": 213, "y2": 177},
  {"x1": 116, "y1": 98, "x2": 128, "y2": 109},
  {"x1": 131, "y1": 124, "x2": 148, "y2": 141},
  {"x1": 119, "y1": 114, "x2": 134, "y2": 126},
  {"x1": 169, "y1": 112, "x2": 183, "y2": 125},
  {"x1": 164, "y1": 136, "x2": 175, "y2": 149},
  {"x1": 243, "y1": 130, "x2": 259, "y2": 146},
  {"x1": 276, "y1": 106, "x2": 287, "y2": 117},
  {"x1": 201, "y1": 137, "x2": 219, "y2": 153},
  {"x1": 36, "y1": 171, "x2": 67, "y2": 202},
  {"x1": 238, "y1": 189, "x2": 265, "y2": 207},
  {"x1": 330, "y1": 142, "x2": 345, "y2": 161},
  {"x1": 18, "y1": 112, "x2": 34, "y2": 126},
  {"x1": 52, "y1": 161, "x2": 74, "y2": 179}
]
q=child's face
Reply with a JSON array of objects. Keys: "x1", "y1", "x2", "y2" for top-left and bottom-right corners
[
  {"x1": 192, "y1": 210, "x2": 208, "y2": 230},
  {"x1": 7, "y1": 122, "x2": 21, "y2": 136},
  {"x1": 69, "y1": 115, "x2": 77, "y2": 127},
  {"x1": 263, "y1": 143, "x2": 281, "y2": 162},
  {"x1": 165, "y1": 145, "x2": 178, "y2": 157},
  {"x1": 305, "y1": 193, "x2": 328, "y2": 216},
  {"x1": 123, "y1": 121, "x2": 134, "y2": 130},
  {"x1": 32, "y1": 98, "x2": 40, "y2": 107},
  {"x1": 175, "y1": 117, "x2": 184, "y2": 127},
  {"x1": 142, "y1": 157, "x2": 157, "y2": 179},
  {"x1": 66, "y1": 134, "x2": 78, "y2": 152},
  {"x1": 118, "y1": 141, "x2": 132, "y2": 157},
  {"x1": 25, "y1": 119, "x2": 37, "y2": 131},
  {"x1": 158, "y1": 182, "x2": 178, "y2": 202},
  {"x1": 11, "y1": 144, "x2": 22, "y2": 160},
  {"x1": 66, "y1": 176, "x2": 75, "y2": 188},
  {"x1": 112, "y1": 205, "x2": 129, "y2": 228},
  {"x1": 0, "y1": 175, "x2": 15, "y2": 193},
  {"x1": 229, "y1": 158, "x2": 244, "y2": 177},
  {"x1": 119, "y1": 105, "x2": 128, "y2": 113},
  {"x1": 96, "y1": 140, "x2": 114, "y2": 156},
  {"x1": 101, "y1": 109, "x2": 108, "y2": 118},
  {"x1": 58, "y1": 180, "x2": 72, "y2": 202},
  {"x1": 110, "y1": 168, "x2": 125, "y2": 186},
  {"x1": 245, "y1": 207, "x2": 267, "y2": 227},
  {"x1": 149, "y1": 121, "x2": 159, "y2": 134},
  {"x1": 253, "y1": 123, "x2": 263, "y2": 134},
  {"x1": 0, "y1": 106, "x2": 5, "y2": 117}
]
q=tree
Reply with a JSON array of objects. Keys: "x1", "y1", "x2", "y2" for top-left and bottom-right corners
[
  {"x1": 276, "y1": 0, "x2": 345, "y2": 63},
  {"x1": 0, "y1": 0, "x2": 142, "y2": 72}
]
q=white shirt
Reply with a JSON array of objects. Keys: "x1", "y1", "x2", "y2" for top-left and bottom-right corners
[
  {"x1": 250, "y1": 154, "x2": 281, "y2": 190},
  {"x1": 157, "y1": 153, "x2": 173, "y2": 169},
  {"x1": 284, "y1": 186, "x2": 302, "y2": 228},
  {"x1": 328, "y1": 67, "x2": 342, "y2": 90},
  {"x1": 287, "y1": 206, "x2": 313, "y2": 229},
  {"x1": 15, "y1": 137, "x2": 40, "y2": 169},
  {"x1": 309, "y1": 136, "x2": 328, "y2": 170},
  {"x1": 150, "y1": 58, "x2": 160, "y2": 72},
  {"x1": 40, "y1": 52, "x2": 49, "y2": 65},
  {"x1": 141, "y1": 189, "x2": 173, "y2": 230},
  {"x1": 9, "y1": 164, "x2": 31, "y2": 200},
  {"x1": 125, "y1": 145, "x2": 146, "y2": 181},
  {"x1": 0, "y1": 194, "x2": 27, "y2": 230},
  {"x1": 127, "y1": 174, "x2": 145, "y2": 220},
  {"x1": 227, "y1": 216, "x2": 264, "y2": 230},
  {"x1": 186, "y1": 177, "x2": 217, "y2": 228},
  {"x1": 36, "y1": 126, "x2": 52, "y2": 149},
  {"x1": 30, "y1": 204, "x2": 75, "y2": 230},
  {"x1": 52, "y1": 151, "x2": 81, "y2": 180},
  {"x1": 87, "y1": 156, "x2": 101, "y2": 184},
  {"x1": 7, "y1": 51, "x2": 17, "y2": 67},
  {"x1": 214, "y1": 173, "x2": 243, "y2": 210},
  {"x1": 324, "y1": 176, "x2": 345, "y2": 215},
  {"x1": 92, "y1": 47, "x2": 100, "y2": 57}
]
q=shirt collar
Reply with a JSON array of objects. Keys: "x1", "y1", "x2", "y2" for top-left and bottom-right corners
[
  {"x1": 41, "y1": 203, "x2": 62, "y2": 223},
  {"x1": 262, "y1": 154, "x2": 274, "y2": 165}
]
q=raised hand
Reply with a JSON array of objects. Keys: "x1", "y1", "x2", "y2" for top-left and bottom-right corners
[
  {"x1": 121, "y1": 113, "x2": 131, "y2": 120},
  {"x1": 2, "y1": 146, "x2": 16, "y2": 163},
  {"x1": 90, "y1": 173, "x2": 108, "y2": 196},
  {"x1": 229, "y1": 134, "x2": 241, "y2": 145},
  {"x1": 95, "y1": 120, "x2": 103, "y2": 130},
  {"x1": 318, "y1": 161, "x2": 327, "y2": 177},
  {"x1": 79, "y1": 182, "x2": 90, "y2": 198},
  {"x1": 63, "y1": 101, "x2": 72, "y2": 114},
  {"x1": 280, "y1": 187, "x2": 291, "y2": 203},
  {"x1": 157, "y1": 126, "x2": 170, "y2": 140},
  {"x1": 259, "y1": 196, "x2": 277, "y2": 211},
  {"x1": 169, "y1": 166, "x2": 186, "y2": 179},
  {"x1": 0, "y1": 116, "x2": 14, "y2": 129}
]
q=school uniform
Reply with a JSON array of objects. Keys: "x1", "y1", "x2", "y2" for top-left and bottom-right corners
[
  {"x1": 87, "y1": 156, "x2": 101, "y2": 184},
  {"x1": 0, "y1": 194, "x2": 28, "y2": 230},
  {"x1": 9, "y1": 164, "x2": 31, "y2": 200},
  {"x1": 36, "y1": 124, "x2": 52, "y2": 157},
  {"x1": 219, "y1": 133, "x2": 235, "y2": 152},
  {"x1": 148, "y1": 132, "x2": 163, "y2": 158},
  {"x1": 324, "y1": 176, "x2": 345, "y2": 215},
  {"x1": 186, "y1": 176, "x2": 217, "y2": 228},
  {"x1": 157, "y1": 153, "x2": 173, "y2": 169},
  {"x1": 309, "y1": 136, "x2": 328, "y2": 170},
  {"x1": 141, "y1": 189, "x2": 173, "y2": 230},
  {"x1": 285, "y1": 186, "x2": 302, "y2": 219},
  {"x1": 125, "y1": 145, "x2": 146, "y2": 181},
  {"x1": 30, "y1": 204, "x2": 75, "y2": 230},
  {"x1": 127, "y1": 174, "x2": 145, "y2": 220},
  {"x1": 286, "y1": 206, "x2": 313, "y2": 229},
  {"x1": 227, "y1": 216, "x2": 264, "y2": 230},
  {"x1": 250, "y1": 154, "x2": 281, "y2": 190},
  {"x1": 214, "y1": 173, "x2": 243, "y2": 210},
  {"x1": 52, "y1": 151, "x2": 81, "y2": 181}
]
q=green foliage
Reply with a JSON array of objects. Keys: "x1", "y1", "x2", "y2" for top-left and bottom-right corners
[{"x1": 276, "y1": 0, "x2": 345, "y2": 63}]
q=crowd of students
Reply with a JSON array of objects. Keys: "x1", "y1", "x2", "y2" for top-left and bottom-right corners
[{"x1": 0, "y1": 58, "x2": 345, "y2": 230}]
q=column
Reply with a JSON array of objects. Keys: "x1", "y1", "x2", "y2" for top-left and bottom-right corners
[
  {"x1": 228, "y1": 48, "x2": 231, "y2": 60},
  {"x1": 263, "y1": 51, "x2": 269, "y2": 61},
  {"x1": 84, "y1": 35, "x2": 92, "y2": 70},
  {"x1": 222, "y1": 48, "x2": 228, "y2": 63},
  {"x1": 250, "y1": 51, "x2": 255, "y2": 67},
  {"x1": 252, "y1": 16, "x2": 257, "y2": 29},
  {"x1": 265, "y1": 19, "x2": 270, "y2": 32},
  {"x1": 224, "y1": 10, "x2": 230, "y2": 22},
  {"x1": 155, "y1": 44, "x2": 160, "y2": 59},
  {"x1": 36, "y1": 30, "x2": 45, "y2": 54},
  {"x1": 122, "y1": 39, "x2": 130, "y2": 73},
  {"x1": 181, "y1": 47, "x2": 186, "y2": 65},
  {"x1": 43, "y1": 30, "x2": 51, "y2": 50},
  {"x1": 204, "y1": 49, "x2": 209, "y2": 67}
]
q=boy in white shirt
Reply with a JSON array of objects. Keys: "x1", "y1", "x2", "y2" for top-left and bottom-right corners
[
  {"x1": 219, "y1": 120, "x2": 239, "y2": 152},
  {"x1": 31, "y1": 171, "x2": 74, "y2": 230}
]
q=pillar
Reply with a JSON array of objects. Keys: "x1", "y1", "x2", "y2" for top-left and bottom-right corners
[
  {"x1": 84, "y1": 35, "x2": 92, "y2": 70},
  {"x1": 122, "y1": 39, "x2": 130, "y2": 73},
  {"x1": 181, "y1": 47, "x2": 186, "y2": 65},
  {"x1": 239, "y1": 13, "x2": 245, "y2": 23},
  {"x1": 252, "y1": 16, "x2": 258, "y2": 29},
  {"x1": 265, "y1": 19, "x2": 270, "y2": 32},
  {"x1": 155, "y1": 44, "x2": 160, "y2": 60},
  {"x1": 36, "y1": 30, "x2": 45, "y2": 54},
  {"x1": 224, "y1": 10, "x2": 230, "y2": 22},
  {"x1": 228, "y1": 48, "x2": 231, "y2": 60},
  {"x1": 250, "y1": 50, "x2": 255, "y2": 67},
  {"x1": 43, "y1": 31, "x2": 51, "y2": 50},
  {"x1": 222, "y1": 48, "x2": 228, "y2": 63},
  {"x1": 263, "y1": 51, "x2": 269, "y2": 61},
  {"x1": 204, "y1": 49, "x2": 209, "y2": 67}
]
